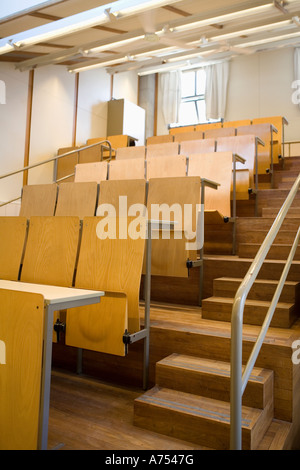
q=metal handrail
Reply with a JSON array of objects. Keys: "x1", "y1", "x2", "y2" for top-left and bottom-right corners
[
  {"x1": 0, "y1": 139, "x2": 112, "y2": 207},
  {"x1": 230, "y1": 172, "x2": 300, "y2": 450}
]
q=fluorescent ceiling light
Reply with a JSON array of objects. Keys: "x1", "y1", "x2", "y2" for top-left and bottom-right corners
[
  {"x1": 68, "y1": 56, "x2": 129, "y2": 73},
  {"x1": 87, "y1": 35, "x2": 145, "y2": 54},
  {"x1": 237, "y1": 30, "x2": 300, "y2": 48},
  {"x1": 0, "y1": 0, "x2": 184, "y2": 55},
  {"x1": 173, "y1": 3, "x2": 275, "y2": 33},
  {"x1": 209, "y1": 20, "x2": 293, "y2": 42}
]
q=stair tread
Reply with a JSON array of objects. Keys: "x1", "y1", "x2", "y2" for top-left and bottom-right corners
[
  {"x1": 214, "y1": 277, "x2": 299, "y2": 286},
  {"x1": 158, "y1": 353, "x2": 273, "y2": 383},
  {"x1": 135, "y1": 386, "x2": 262, "y2": 429}
]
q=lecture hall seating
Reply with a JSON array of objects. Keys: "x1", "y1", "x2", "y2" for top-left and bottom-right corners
[
  {"x1": 74, "y1": 161, "x2": 108, "y2": 183},
  {"x1": 180, "y1": 139, "x2": 216, "y2": 155},
  {"x1": 19, "y1": 183, "x2": 58, "y2": 217}
]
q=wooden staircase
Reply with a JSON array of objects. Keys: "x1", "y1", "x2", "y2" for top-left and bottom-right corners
[{"x1": 133, "y1": 157, "x2": 300, "y2": 449}]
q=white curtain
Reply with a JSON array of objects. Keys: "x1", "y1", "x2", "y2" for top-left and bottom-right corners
[
  {"x1": 158, "y1": 70, "x2": 181, "y2": 127},
  {"x1": 294, "y1": 48, "x2": 300, "y2": 108},
  {"x1": 205, "y1": 61, "x2": 229, "y2": 121}
]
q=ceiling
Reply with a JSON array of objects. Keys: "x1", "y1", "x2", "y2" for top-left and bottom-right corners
[{"x1": 1, "y1": 0, "x2": 300, "y2": 75}]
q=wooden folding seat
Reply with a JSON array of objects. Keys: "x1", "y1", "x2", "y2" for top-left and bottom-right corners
[
  {"x1": 174, "y1": 131, "x2": 203, "y2": 142},
  {"x1": 223, "y1": 119, "x2": 251, "y2": 128},
  {"x1": 0, "y1": 217, "x2": 28, "y2": 281},
  {"x1": 252, "y1": 116, "x2": 288, "y2": 162},
  {"x1": 109, "y1": 158, "x2": 145, "y2": 180},
  {"x1": 78, "y1": 144, "x2": 102, "y2": 164},
  {"x1": 65, "y1": 216, "x2": 146, "y2": 356},
  {"x1": 147, "y1": 135, "x2": 174, "y2": 145},
  {"x1": 56, "y1": 147, "x2": 79, "y2": 183},
  {"x1": 0, "y1": 288, "x2": 44, "y2": 450},
  {"x1": 195, "y1": 122, "x2": 222, "y2": 132},
  {"x1": 169, "y1": 125, "x2": 195, "y2": 135},
  {"x1": 237, "y1": 124, "x2": 274, "y2": 175},
  {"x1": 55, "y1": 182, "x2": 98, "y2": 218},
  {"x1": 86, "y1": 137, "x2": 106, "y2": 146},
  {"x1": 216, "y1": 135, "x2": 257, "y2": 199},
  {"x1": 19, "y1": 184, "x2": 57, "y2": 217},
  {"x1": 204, "y1": 127, "x2": 236, "y2": 139},
  {"x1": 146, "y1": 176, "x2": 201, "y2": 278},
  {"x1": 97, "y1": 179, "x2": 146, "y2": 216},
  {"x1": 116, "y1": 146, "x2": 146, "y2": 160},
  {"x1": 146, "y1": 142, "x2": 179, "y2": 158},
  {"x1": 74, "y1": 161, "x2": 108, "y2": 183},
  {"x1": 20, "y1": 216, "x2": 81, "y2": 288},
  {"x1": 146, "y1": 155, "x2": 187, "y2": 180},
  {"x1": 180, "y1": 139, "x2": 216, "y2": 155}
]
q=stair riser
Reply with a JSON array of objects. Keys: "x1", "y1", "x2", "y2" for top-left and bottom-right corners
[
  {"x1": 213, "y1": 280, "x2": 298, "y2": 303},
  {"x1": 238, "y1": 244, "x2": 300, "y2": 261},
  {"x1": 202, "y1": 300, "x2": 295, "y2": 328},
  {"x1": 156, "y1": 362, "x2": 273, "y2": 409}
]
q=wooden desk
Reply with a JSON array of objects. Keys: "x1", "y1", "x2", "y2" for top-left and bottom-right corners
[{"x1": 0, "y1": 280, "x2": 104, "y2": 450}]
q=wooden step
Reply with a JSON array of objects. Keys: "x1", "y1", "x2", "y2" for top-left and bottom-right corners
[
  {"x1": 156, "y1": 354, "x2": 274, "y2": 409},
  {"x1": 134, "y1": 386, "x2": 273, "y2": 450},
  {"x1": 238, "y1": 243, "x2": 300, "y2": 261},
  {"x1": 236, "y1": 217, "x2": 300, "y2": 232},
  {"x1": 202, "y1": 296, "x2": 296, "y2": 328},
  {"x1": 212, "y1": 277, "x2": 299, "y2": 303},
  {"x1": 236, "y1": 229, "x2": 299, "y2": 244}
]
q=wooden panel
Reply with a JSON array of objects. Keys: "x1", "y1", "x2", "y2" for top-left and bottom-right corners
[
  {"x1": 180, "y1": 139, "x2": 215, "y2": 155},
  {"x1": 66, "y1": 217, "x2": 146, "y2": 354},
  {"x1": 146, "y1": 142, "x2": 179, "y2": 158},
  {"x1": 252, "y1": 116, "x2": 285, "y2": 163},
  {"x1": 188, "y1": 152, "x2": 233, "y2": 219},
  {"x1": 74, "y1": 162, "x2": 108, "y2": 183},
  {"x1": 147, "y1": 155, "x2": 187, "y2": 180},
  {"x1": 223, "y1": 120, "x2": 251, "y2": 128},
  {"x1": 86, "y1": 137, "x2": 106, "y2": 145},
  {"x1": 232, "y1": 169, "x2": 250, "y2": 201},
  {"x1": 56, "y1": 147, "x2": 78, "y2": 183},
  {"x1": 21, "y1": 216, "x2": 80, "y2": 287},
  {"x1": 97, "y1": 179, "x2": 146, "y2": 216},
  {"x1": 116, "y1": 146, "x2": 146, "y2": 160},
  {"x1": 146, "y1": 177, "x2": 201, "y2": 277},
  {"x1": 147, "y1": 135, "x2": 174, "y2": 145},
  {"x1": 109, "y1": 158, "x2": 145, "y2": 180},
  {"x1": 174, "y1": 131, "x2": 203, "y2": 142},
  {"x1": 237, "y1": 124, "x2": 272, "y2": 174},
  {"x1": 195, "y1": 123, "x2": 222, "y2": 131},
  {"x1": 78, "y1": 145, "x2": 102, "y2": 164},
  {"x1": 204, "y1": 127, "x2": 236, "y2": 139},
  {"x1": 0, "y1": 217, "x2": 28, "y2": 281},
  {"x1": 19, "y1": 184, "x2": 57, "y2": 217},
  {"x1": 0, "y1": 289, "x2": 44, "y2": 450},
  {"x1": 169, "y1": 125, "x2": 195, "y2": 135},
  {"x1": 55, "y1": 182, "x2": 98, "y2": 218}
]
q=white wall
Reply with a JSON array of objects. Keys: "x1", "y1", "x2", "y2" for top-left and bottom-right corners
[
  {"x1": 76, "y1": 67, "x2": 111, "y2": 146},
  {"x1": 112, "y1": 70, "x2": 138, "y2": 104},
  {"x1": 225, "y1": 47, "x2": 300, "y2": 141},
  {"x1": 0, "y1": 62, "x2": 28, "y2": 210}
]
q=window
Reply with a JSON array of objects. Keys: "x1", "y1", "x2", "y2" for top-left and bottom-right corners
[{"x1": 175, "y1": 68, "x2": 219, "y2": 127}]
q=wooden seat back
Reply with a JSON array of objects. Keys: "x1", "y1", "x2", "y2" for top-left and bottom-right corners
[
  {"x1": 147, "y1": 135, "x2": 174, "y2": 145},
  {"x1": 169, "y1": 125, "x2": 195, "y2": 135},
  {"x1": 180, "y1": 139, "x2": 215, "y2": 155},
  {"x1": 109, "y1": 158, "x2": 145, "y2": 180},
  {"x1": 223, "y1": 120, "x2": 251, "y2": 128},
  {"x1": 146, "y1": 176, "x2": 201, "y2": 277},
  {"x1": 56, "y1": 147, "x2": 78, "y2": 183},
  {"x1": 65, "y1": 216, "x2": 146, "y2": 355},
  {"x1": 97, "y1": 179, "x2": 146, "y2": 216},
  {"x1": 55, "y1": 182, "x2": 98, "y2": 218},
  {"x1": 116, "y1": 146, "x2": 146, "y2": 160},
  {"x1": 237, "y1": 124, "x2": 272, "y2": 174},
  {"x1": 146, "y1": 155, "x2": 187, "y2": 180},
  {"x1": 252, "y1": 116, "x2": 285, "y2": 163},
  {"x1": 174, "y1": 131, "x2": 203, "y2": 142},
  {"x1": 74, "y1": 162, "x2": 108, "y2": 183},
  {"x1": 188, "y1": 152, "x2": 233, "y2": 220},
  {"x1": 0, "y1": 217, "x2": 28, "y2": 280},
  {"x1": 19, "y1": 184, "x2": 57, "y2": 217},
  {"x1": 20, "y1": 216, "x2": 81, "y2": 287},
  {"x1": 195, "y1": 122, "x2": 222, "y2": 132},
  {"x1": 146, "y1": 142, "x2": 179, "y2": 158},
  {"x1": 217, "y1": 135, "x2": 257, "y2": 193},
  {"x1": 204, "y1": 127, "x2": 236, "y2": 139}
]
